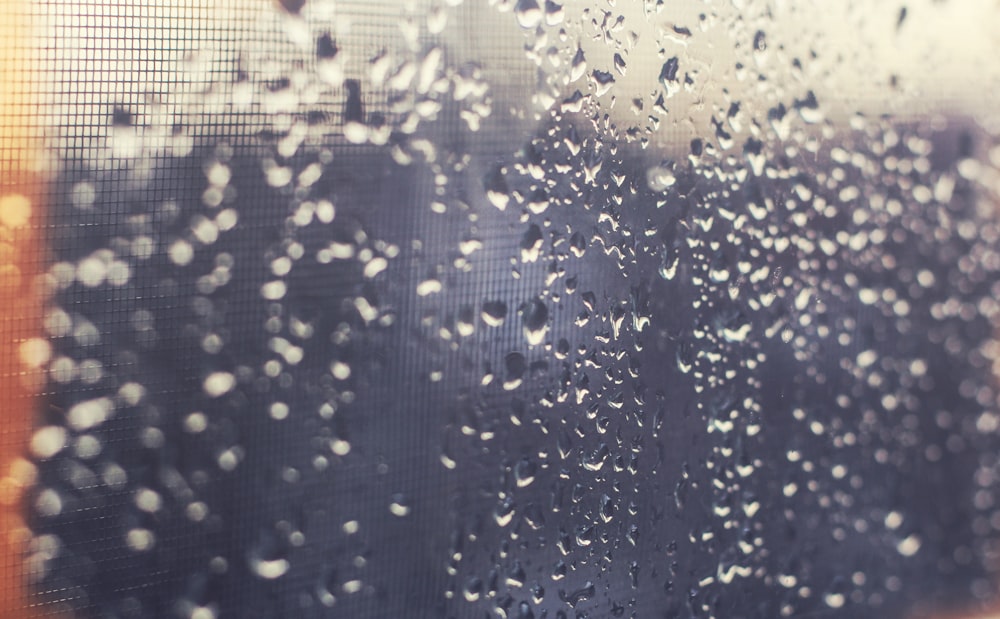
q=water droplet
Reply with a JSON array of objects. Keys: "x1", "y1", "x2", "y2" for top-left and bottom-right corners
[
  {"x1": 248, "y1": 531, "x2": 291, "y2": 580},
  {"x1": 67, "y1": 397, "x2": 113, "y2": 431},
  {"x1": 514, "y1": 0, "x2": 543, "y2": 29},
  {"x1": 482, "y1": 300, "x2": 508, "y2": 327},
  {"x1": 613, "y1": 53, "x2": 627, "y2": 76},
  {"x1": 591, "y1": 70, "x2": 615, "y2": 96},
  {"x1": 169, "y1": 239, "x2": 194, "y2": 266},
  {"x1": 126, "y1": 528, "x2": 156, "y2": 552},
  {"x1": 646, "y1": 163, "x2": 676, "y2": 191},
  {"x1": 485, "y1": 164, "x2": 510, "y2": 210},
  {"x1": 560, "y1": 581, "x2": 595, "y2": 607},
  {"x1": 526, "y1": 188, "x2": 549, "y2": 215},
  {"x1": 521, "y1": 298, "x2": 549, "y2": 345},
  {"x1": 897, "y1": 534, "x2": 921, "y2": 557},
  {"x1": 521, "y1": 224, "x2": 544, "y2": 262},
  {"x1": 203, "y1": 371, "x2": 235, "y2": 398},
  {"x1": 416, "y1": 278, "x2": 442, "y2": 296},
  {"x1": 514, "y1": 458, "x2": 537, "y2": 487},
  {"x1": 504, "y1": 352, "x2": 527, "y2": 390},
  {"x1": 494, "y1": 496, "x2": 516, "y2": 527},
  {"x1": 389, "y1": 493, "x2": 411, "y2": 517},
  {"x1": 570, "y1": 46, "x2": 587, "y2": 82},
  {"x1": 659, "y1": 57, "x2": 680, "y2": 93},
  {"x1": 30, "y1": 426, "x2": 67, "y2": 460}
]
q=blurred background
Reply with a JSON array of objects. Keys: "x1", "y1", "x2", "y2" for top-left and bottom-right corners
[{"x1": 2, "y1": 1, "x2": 1000, "y2": 618}]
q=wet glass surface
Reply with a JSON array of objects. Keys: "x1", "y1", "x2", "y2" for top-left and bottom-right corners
[{"x1": 10, "y1": 1, "x2": 1000, "y2": 618}]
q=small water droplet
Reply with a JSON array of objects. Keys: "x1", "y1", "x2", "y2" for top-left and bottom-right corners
[
  {"x1": 570, "y1": 46, "x2": 587, "y2": 82},
  {"x1": 389, "y1": 493, "x2": 411, "y2": 517},
  {"x1": 613, "y1": 53, "x2": 627, "y2": 76}
]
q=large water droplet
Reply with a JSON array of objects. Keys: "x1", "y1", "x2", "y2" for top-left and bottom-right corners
[
  {"x1": 504, "y1": 352, "x2": 527, "y2": 390},
  {"x1": 521, "y1": 298, "x2": 549, "y2": 346},
  {"x1": 482, "y1": 300, "x2": 508, "y2": 327},
  {"x1": 514, "y1": 0, "x2": 543, "y2": 29},
  {"x1": 484, "y1": 164, "x2": 510, "y2": 211}
]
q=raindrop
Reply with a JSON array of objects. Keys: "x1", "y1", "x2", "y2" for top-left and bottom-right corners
[
  {"x1": 591, "y1": 70, "x2": 615, "y2": 97},
  {"x1": 570, "y1": 46, "x2": 587, "y2": 82},
  {"x1": 794, "y1": 90, "x2": 823, "y2": 124},
  {"x1": 659, "y1": 57, "x2": 680, "y2": 93},
  {"x1": 343, "y1": 80, "x2": 367, "y2": 143},
  {"x1": 514, "y1": 457, "x2": 537, "y2": 487},
  {"x1": 753, "y1": 30, "x2": 766, "y2": 52},
  {"x1": 521, "y1": 224, "x2": 544, "y2": 262},
  {"x1": 504, "y1": 352, "x2": 527, "y2": 390},
  {"x1": 569, "y1": 232, "x2": 586, "y2": 258},
  {"x1": 317, "y1": 567, "x2": 339, "y2": 607},
  {"x1": 514, "y1": 0, "x2": 543, "y2": 29},
  {"x1": 521, "y1": 298, "x2": 549, "y2": 345},
  {"x1": 897, "y1": 534, "x2": 921, "y2": 557},
  {"x1": 526, "y1": 188, "x2": 549, "y2": 215},
  {"x1": 276, "y1": 0, "x2": 306, "y2": 13},
  {"x1": 613, "y1": 53, "x2": 627, "y2": 76},
  {"x1": 416, "y1": 278, "x2": 442, "y2": 296},
  {"x1": 30, "y1": 426, "x2": 67, "y2": 460},
  {"x1": 544, "y1": 0, "x2": 564, "y2": 25},
  {"x1": 316, "y1": 33, "x2": 344, "y2": 87},
  {"x1": 646, "y1": 163, "x2": 676, "y2": 191},
  {"x1": 389, "y1": 493, "x2": 412, "y2": 517},
  {"x1": 203, "y1": 372, "x2": 235, "y2": 398},
  {"x1": 248, "y1": 531, "x2": 291, "y2": 580},
  {"x1": 126, "y1": 528, "x2": 156, "y2": 552},
  {"x1": 659, "y1": 247, "x2": 680, "y2": 280},
  {"x1": 482, "y1": 300, "x2": 508, "y2": 327},
  {"x1": 495, "y1": 496, "x2": 516, "y2": 527},
  {"x1": 484, "y1": 164, "x2": 511, "y2": 211},
  {"x1": 464, "y1": 576, "x2": 483, "y2": 602},
  {"x1": 560, "y1": 581, "x2": 595, "y2": 607}
]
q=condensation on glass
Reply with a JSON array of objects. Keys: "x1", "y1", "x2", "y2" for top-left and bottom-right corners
[{"x1": 10, "y1": 1, "x2": 1000, "y2": 618}]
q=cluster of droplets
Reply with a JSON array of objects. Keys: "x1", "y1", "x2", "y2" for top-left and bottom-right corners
[{"x1": 432, "y1": 2, "x2": 1000, "y2": 617}]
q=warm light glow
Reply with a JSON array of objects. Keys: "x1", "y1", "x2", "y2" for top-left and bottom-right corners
[{"x1": 0, "y1": 0, "x2": 46, "y2": 617}]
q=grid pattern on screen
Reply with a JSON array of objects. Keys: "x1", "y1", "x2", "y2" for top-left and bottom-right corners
[{"x1": 13, "y1": 1, "x2": 551, "y2": 616}]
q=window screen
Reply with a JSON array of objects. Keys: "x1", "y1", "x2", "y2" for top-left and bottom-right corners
[{"x1": 3, "y1": 1, "x2": 1000, "y2": 618}]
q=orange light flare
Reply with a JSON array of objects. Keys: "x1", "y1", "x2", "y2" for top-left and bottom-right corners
[{"x1": 0, "y1": 0, "x2": 51, "y2": 617}]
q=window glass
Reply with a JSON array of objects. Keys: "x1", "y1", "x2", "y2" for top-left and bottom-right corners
[{"x1": 6, "y1": 1, "x2": 1000, "y2": 618}]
